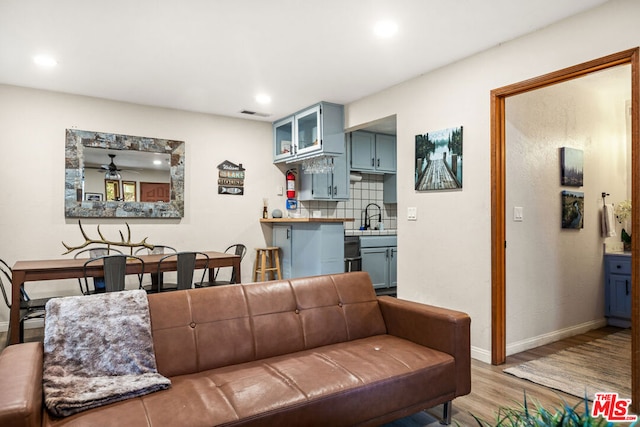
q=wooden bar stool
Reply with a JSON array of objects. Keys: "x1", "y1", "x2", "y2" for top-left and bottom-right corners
[{"x1": 253, "y1": 247, "x2": 282, "y2": 281}]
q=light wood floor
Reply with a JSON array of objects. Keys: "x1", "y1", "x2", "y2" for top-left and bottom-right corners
[
  {"x1": 1, "y1": 326, "x2": 626, "y2": 426},
  {"x1": 392, "y1": 326, "x2": 626, "y2": 426}
]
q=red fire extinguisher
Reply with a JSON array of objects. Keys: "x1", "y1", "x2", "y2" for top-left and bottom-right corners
[{"x1": 286, "y1": 169, "x2": 296, "y2": 199}]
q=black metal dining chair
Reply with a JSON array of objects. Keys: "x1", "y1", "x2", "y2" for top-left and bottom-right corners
[
  {"x1": 134, "y1": 245, "x2": 177, "y2": 256},
  {"x1": 74, "y1": 247, "x2": 124, "y2": 294},
  {"x1": 196, "y1": 244, "x2": 246, "y2": 287},
  {"x1": 156, "y1": 252, "x2": 210, "y2": 291},
  {"x1": 0, "y1": 258, "x2": 53, "y2": 344},
  {"x1": 81, "y1": 254, "x2": 145, "y2": 294},
  {"x1": 135, "y1": 245, "x2": 177, "y2": 293}
]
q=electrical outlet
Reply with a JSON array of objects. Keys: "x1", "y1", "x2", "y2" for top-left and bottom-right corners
[
  {"x1": 407, "y1": 207, "x2": 417, "y2": 221},
  {"x1": 277, "y1": 186, "x2": 283, "y2": 196}
]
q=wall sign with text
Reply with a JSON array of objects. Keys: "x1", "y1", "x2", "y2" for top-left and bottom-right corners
[{"x1": 217, "y1": 160, "x2": 245, "y2": 195}]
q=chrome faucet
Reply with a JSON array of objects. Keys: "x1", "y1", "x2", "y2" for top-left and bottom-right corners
[{"x1": 364, "y1": 203, "x2": 382, "y2": 230}]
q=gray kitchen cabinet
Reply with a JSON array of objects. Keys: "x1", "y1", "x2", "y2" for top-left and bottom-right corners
[
  {"x1": 360, "y1": 236, "x2": 397, "y2": 289},
  {"x1": 383, "y1": 173, "x2": 397, "y2": 204},
  {"x1": 350, "y1": 131, "x2": 376, "y2": 171},
  {"x1": 361, "y1": 247, "x2": 389, "y2": 288},
  {"x1": 298, "y1": 148, "x2": 349, "y2": 201},
  {"x1": 604, "y1": 253, "x2": 631, "y2": 327},
  {"x1": 375, "y1": 134, "x2": 396, "y2": 172},
  {"x1": 389, "y1": 247, "x2": 397, "y2": 287},
  {"x1": 350, "y1": 131, "x2": 396, "y2": 173},
  {"x1": 272, "y1": 223, "x2": 344, "y2": 279},
  {"x1": 273, "y1": 116, "x2": 295, "y2": 163},
  {"x1": 273, "y1": 102, "x2": 344, "y2": 163}
]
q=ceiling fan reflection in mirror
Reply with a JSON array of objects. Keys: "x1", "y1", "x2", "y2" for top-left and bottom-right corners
[
  {"x1": 97, "y1": 154, "x2": 140, "y2": 179},
  {"x1": 101, "y1": 154, "x2": 121, "y2": 179}
]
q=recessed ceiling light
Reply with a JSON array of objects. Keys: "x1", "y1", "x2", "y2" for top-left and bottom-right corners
[
  {"x1": 153, "y1": 160, "x2": 162, "y2": 165},
  {"x1": 255, "y1": 94, "x2": 271, "y2": 105},
  {"x1": 373, "y1": 20, "x2": 398, "y2": 38},
  {"x1": 33, "y1": 55, "x2": 58, "y2": 67}
]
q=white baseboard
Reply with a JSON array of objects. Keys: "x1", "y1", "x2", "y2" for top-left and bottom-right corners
[
  {"x1": 470, "y1": 318, "x2": 608, "y2": 364},
  {"x1": 472, "y1": 346, "x2": 491, "y2": 364},
  {"x1": 505, "y1": 318, "x2": 608, "y2": 356}
]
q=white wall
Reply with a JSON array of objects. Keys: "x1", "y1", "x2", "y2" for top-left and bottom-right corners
[
  {"x1": 505, "y1": 66, "x2": 630, "y2": 352},
  {"x1": 344, "y1": 0, "x2": 640, "y2": 362},
  {"x1": 0, "y1": 85, "x2": 281, "y2": 326}
]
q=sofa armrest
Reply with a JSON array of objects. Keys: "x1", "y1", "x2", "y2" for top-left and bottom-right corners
[
  {"x1": 0, "y1": 342, "x2": 43, "y2": 427},
  {"x1": 377, "y1": 296, "x2": 471, "y2": 397}
]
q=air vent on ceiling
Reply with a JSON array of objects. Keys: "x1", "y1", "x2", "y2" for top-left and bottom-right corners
[{"x1": 240, "y1": 110, "x2": 271, "y2": 118}]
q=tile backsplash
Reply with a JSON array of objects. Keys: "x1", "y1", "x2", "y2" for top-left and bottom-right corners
[{"x1": 298, "y1": 173, "x2": 398, "y2": 231}]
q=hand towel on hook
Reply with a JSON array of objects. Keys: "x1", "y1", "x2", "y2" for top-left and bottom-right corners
[{"x1": 602, "y1": 203, "x2": 617, "y2": 237}]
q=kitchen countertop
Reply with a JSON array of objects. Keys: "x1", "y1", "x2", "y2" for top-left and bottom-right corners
[
  {"x1": 260, "y1": 218, "x2": 354, "y2": 223},
  {"x1": 345, "y1": 229, "x2": 397, "y2": 236},
  {"x1": 604, "y1": 251, "x2": 631, "y2": 256}
]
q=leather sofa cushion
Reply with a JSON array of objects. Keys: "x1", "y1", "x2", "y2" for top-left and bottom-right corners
[
  {"x1": 42, "y1": 334, "x2": 455, "y2": 427},
  {"x1": 148, "y1": 272, "x2": 388, "y2": 377}
]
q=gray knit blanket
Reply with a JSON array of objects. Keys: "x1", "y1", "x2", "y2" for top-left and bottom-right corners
[{"x1": 43, "y1": 290, "x2": 171, "y2": 417}]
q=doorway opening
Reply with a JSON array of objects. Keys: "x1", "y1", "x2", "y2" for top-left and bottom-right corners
[{"x1": 491, "y1": 48, "x2": 639, "y2": 408}]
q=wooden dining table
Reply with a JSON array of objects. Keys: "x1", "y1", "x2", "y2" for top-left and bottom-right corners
[{"x1": 9, "y1": 250, "x2": 241, "y2": 345}]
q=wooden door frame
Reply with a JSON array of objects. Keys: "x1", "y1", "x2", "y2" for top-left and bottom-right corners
[{"x1": 491, "y1": 48, "x2": 640, "y2": 409}]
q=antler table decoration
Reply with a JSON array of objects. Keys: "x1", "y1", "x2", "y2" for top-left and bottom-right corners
[{"x1": 62, "y1": 220, "x2": 154, "y2": 255}]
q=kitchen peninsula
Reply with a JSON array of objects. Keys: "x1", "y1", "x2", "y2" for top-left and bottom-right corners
[{"x1": 260, "y1": 217, "x2": 353, "y2": 279}]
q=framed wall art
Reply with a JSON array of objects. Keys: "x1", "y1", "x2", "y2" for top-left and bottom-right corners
[
  {"x1": 415, "y1": 126, "x2": 463, "y2": 191},
  {"x1": 122, "y1": 181, "x2": 137, "y2": 202},
  {"x1": 561, "y1": 190, "x2": 584, "y2": 229},
  {"x1": 104, "y1": 180, "x2": 120, "y2": 201},
  {"x1": 84, "y1": 192, "x2": 103, "y2": 202},
  {"x1": 560, "y1": 147, "x2": 583, "y2": 187}
]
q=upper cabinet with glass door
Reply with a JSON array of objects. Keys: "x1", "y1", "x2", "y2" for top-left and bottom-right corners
[
  {"x1": 273, "y1": 102, "x2": 344, "y2": 163},
  {"x1": 295, "y1": 105, "x2": 321, "y2": 157},
  {"x1": 273, "y1": 116, "x2": 294, "y2": 162}
]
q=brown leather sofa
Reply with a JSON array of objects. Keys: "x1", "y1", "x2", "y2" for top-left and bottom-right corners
[{"x1": 0, "y1": 272, "x2": 470, "y2": 427}]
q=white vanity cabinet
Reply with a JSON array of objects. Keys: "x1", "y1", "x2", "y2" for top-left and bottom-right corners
[{"x1": 273, "y1": 102, "x2": 345, "y2": 163}]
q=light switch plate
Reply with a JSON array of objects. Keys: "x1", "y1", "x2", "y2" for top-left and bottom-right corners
[
  {"x1": 513, "y1": 206, "x2": 523, "y2": 222},
  {"x1": 407, "y1": 207, "x2": 417, "y2": 221}
]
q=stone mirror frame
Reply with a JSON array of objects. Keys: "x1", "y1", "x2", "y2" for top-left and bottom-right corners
[{"x1": 65, "y1": 129, "x2": 185, "y2": 218}]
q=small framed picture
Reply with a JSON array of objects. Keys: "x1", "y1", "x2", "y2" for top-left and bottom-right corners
[
  {"x1": 561, "y1": 190, "x2": 584, "y2": 229},
  {"x1": 560, "y1": 147, "x2": 583, "y2": 187},
  {"x1": 104, "y1": 180, "x2": 120, "y2": 201},
  {"x1": 280, "y1": 140, "x2": 291, "y2": 154},
  {"x1": 122, "y1": 181, "x2": 137, "y2": 202},
  {"x1": 84, "y1": 192, "x2": 103, "y2": 202}
]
